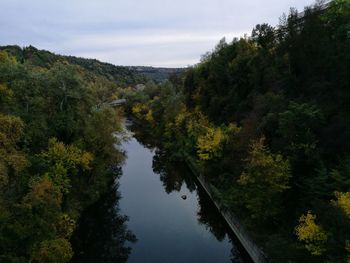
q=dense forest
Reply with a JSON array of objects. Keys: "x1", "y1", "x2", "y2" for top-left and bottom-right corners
[
  {"x1": 1, "y1": 0, "x2": 350, "y2": 262},
  {"x1": 130, "y1": 66, "x2": 185, "y2": 83},
  {"x1": 0, "y1": 46, "x2": 183, "y2": 84},
  {"x1": 0, "y1": 46, "x2": 141, "y2": 261},
  {"x1": 126, "y1": 0, "x2": 350, "y2": 262}
]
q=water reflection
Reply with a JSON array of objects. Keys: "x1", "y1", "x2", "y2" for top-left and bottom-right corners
[
  {"x1": 151, "y1": 149, "x2": 248, "y2": 263},
  {"x1": 153, "y1": 149, "x2": 196, "y2": 194},
  {"x1": 130, "y1": 120, "x2": 248, "y2": 262},
  {"x1": 72, "y1": 121, "x2": 250, "y2": 263},
  {"x1": 70, "y1": 175, "x2": 136, "y2": 263}
]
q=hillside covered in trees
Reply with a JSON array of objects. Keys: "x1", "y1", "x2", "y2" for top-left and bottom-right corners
[
  {"x1": 0, "y1": 45, "x2": 142, "y2": 261},
  {"x1": 127, "y1": 0, "x2": 350, "y2": 262},
  {"x1": 0, "y1": 45, "x2": 184, "y2": 85},
  {"x1": 130, "y1": 66, "x2": 185, "y2": 83}
]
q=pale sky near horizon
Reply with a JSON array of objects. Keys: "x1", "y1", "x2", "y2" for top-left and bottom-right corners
[{"x1": 1, "y1": 0, "x2": 315, "y2": 67}]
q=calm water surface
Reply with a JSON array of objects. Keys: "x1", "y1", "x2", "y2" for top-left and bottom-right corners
[{"x1": 71, "y1": 124, "x2": 250, "y2": 263}]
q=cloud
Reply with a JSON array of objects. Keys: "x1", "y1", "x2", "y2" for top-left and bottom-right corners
[{"x1": 0, "y1": 0, "x2": 315, "y2": 67}]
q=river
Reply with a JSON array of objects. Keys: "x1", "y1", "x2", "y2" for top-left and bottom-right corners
[{"x1": 71, "y1": 122, "x2": 251, "y2": 263}]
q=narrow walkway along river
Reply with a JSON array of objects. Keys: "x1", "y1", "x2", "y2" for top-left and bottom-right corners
[{"x1": 71, "y1": 123, "x2": 251, "y2": 262}]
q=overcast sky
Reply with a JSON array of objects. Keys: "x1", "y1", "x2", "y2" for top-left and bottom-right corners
[{"x1": 1, "y1": 0, "x2": 315, "y2": 67}]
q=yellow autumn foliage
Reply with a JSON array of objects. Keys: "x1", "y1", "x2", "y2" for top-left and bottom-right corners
[
  {"x1": 295, "y1": 211, "x2": 328, "y2": 256},
  {"x1": 132, "y1": 103, "x2": 142, "y2": 115},
  {"x1": 174, "y1": 108, "x2": 188, "y2": 127},
  {"x1": 334, "y1": 192, "x2": 350, "y2": 218},
  {"x1": 39, "y1": 138, "x2": 94, "y2": 193},
  {"x1": 0, "y1": 51, "x2": 17, "y2": 64},
  {"x1": 41, "y1": 138, "x2": 93, "y2": 171},
  {"x1": 145, "y1": 109, "x2": 154, "y2": 123},
  {"x1": 197, "y1": 127, "x2": 225, "y2": 160},
  {"x1": 132, "y1": 103, "x2": 153, "y2": 123},
  {"x1": 0, "y1": 83, "x2": 14, "y2": 104}
]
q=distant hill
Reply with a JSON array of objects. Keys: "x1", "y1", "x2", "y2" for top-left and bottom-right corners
[
  {"x1": 0, "y1": 45, "x2": 185, "y2": 85},
  {"x1": 129, "y1": 66, "x2": 185, "y2": 83}
]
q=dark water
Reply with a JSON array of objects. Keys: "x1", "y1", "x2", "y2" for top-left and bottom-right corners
[
  {"x1": 71, "y1": 125, "x2": 250, "y2": 263},
  {"x1": 70, "y1": 179, "x2": 136, "y2": 263}
]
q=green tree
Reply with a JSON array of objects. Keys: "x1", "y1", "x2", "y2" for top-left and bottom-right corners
[
  {"x1": 0, "y1": 114, "x2": 27, "y2": 188},
  {"x1": 83, "y1": 106, "x2": 124, "y2": 161},
  {"x1": 238, "y1": 138, "x2": 290, "y2": 221},
  {"x1": 0, "y1": 83, "x2": 14, "y2": 110},
  {"x1": 278, "y1": 102, "x2": 324, "y2": 157},
  {"x1": 251, "y1": 23, "x2": 276, "y2": 49},
  {"x1": 31, "y1": 238, "x2": 73, "y2": 263}
]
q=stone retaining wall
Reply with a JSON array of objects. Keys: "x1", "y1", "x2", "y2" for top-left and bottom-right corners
[{"x1": 185, "y1": 156, "x2": 267, "y2": 263}]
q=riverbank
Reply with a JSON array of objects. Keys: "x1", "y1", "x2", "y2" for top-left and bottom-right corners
[{"x1": 185, "y1": 155, "x2": 266, "y2": 263}]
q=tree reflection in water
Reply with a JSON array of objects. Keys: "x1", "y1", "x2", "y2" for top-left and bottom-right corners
[
  {"x1": 129, "y1": 122, "x2": 249, "y2": 263},
  {"x1": 152, "y1": 149, "x2": 196, "y2": 194},
  {"x1": 70, "y1": 176, "x2": 136, "y2": 263},
  {"x1": 196, "y1": 188, "x2": 246, "y2": 263},
  {"x1": 151, "y1": 149, "x2": 247, "y2": 263}
]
